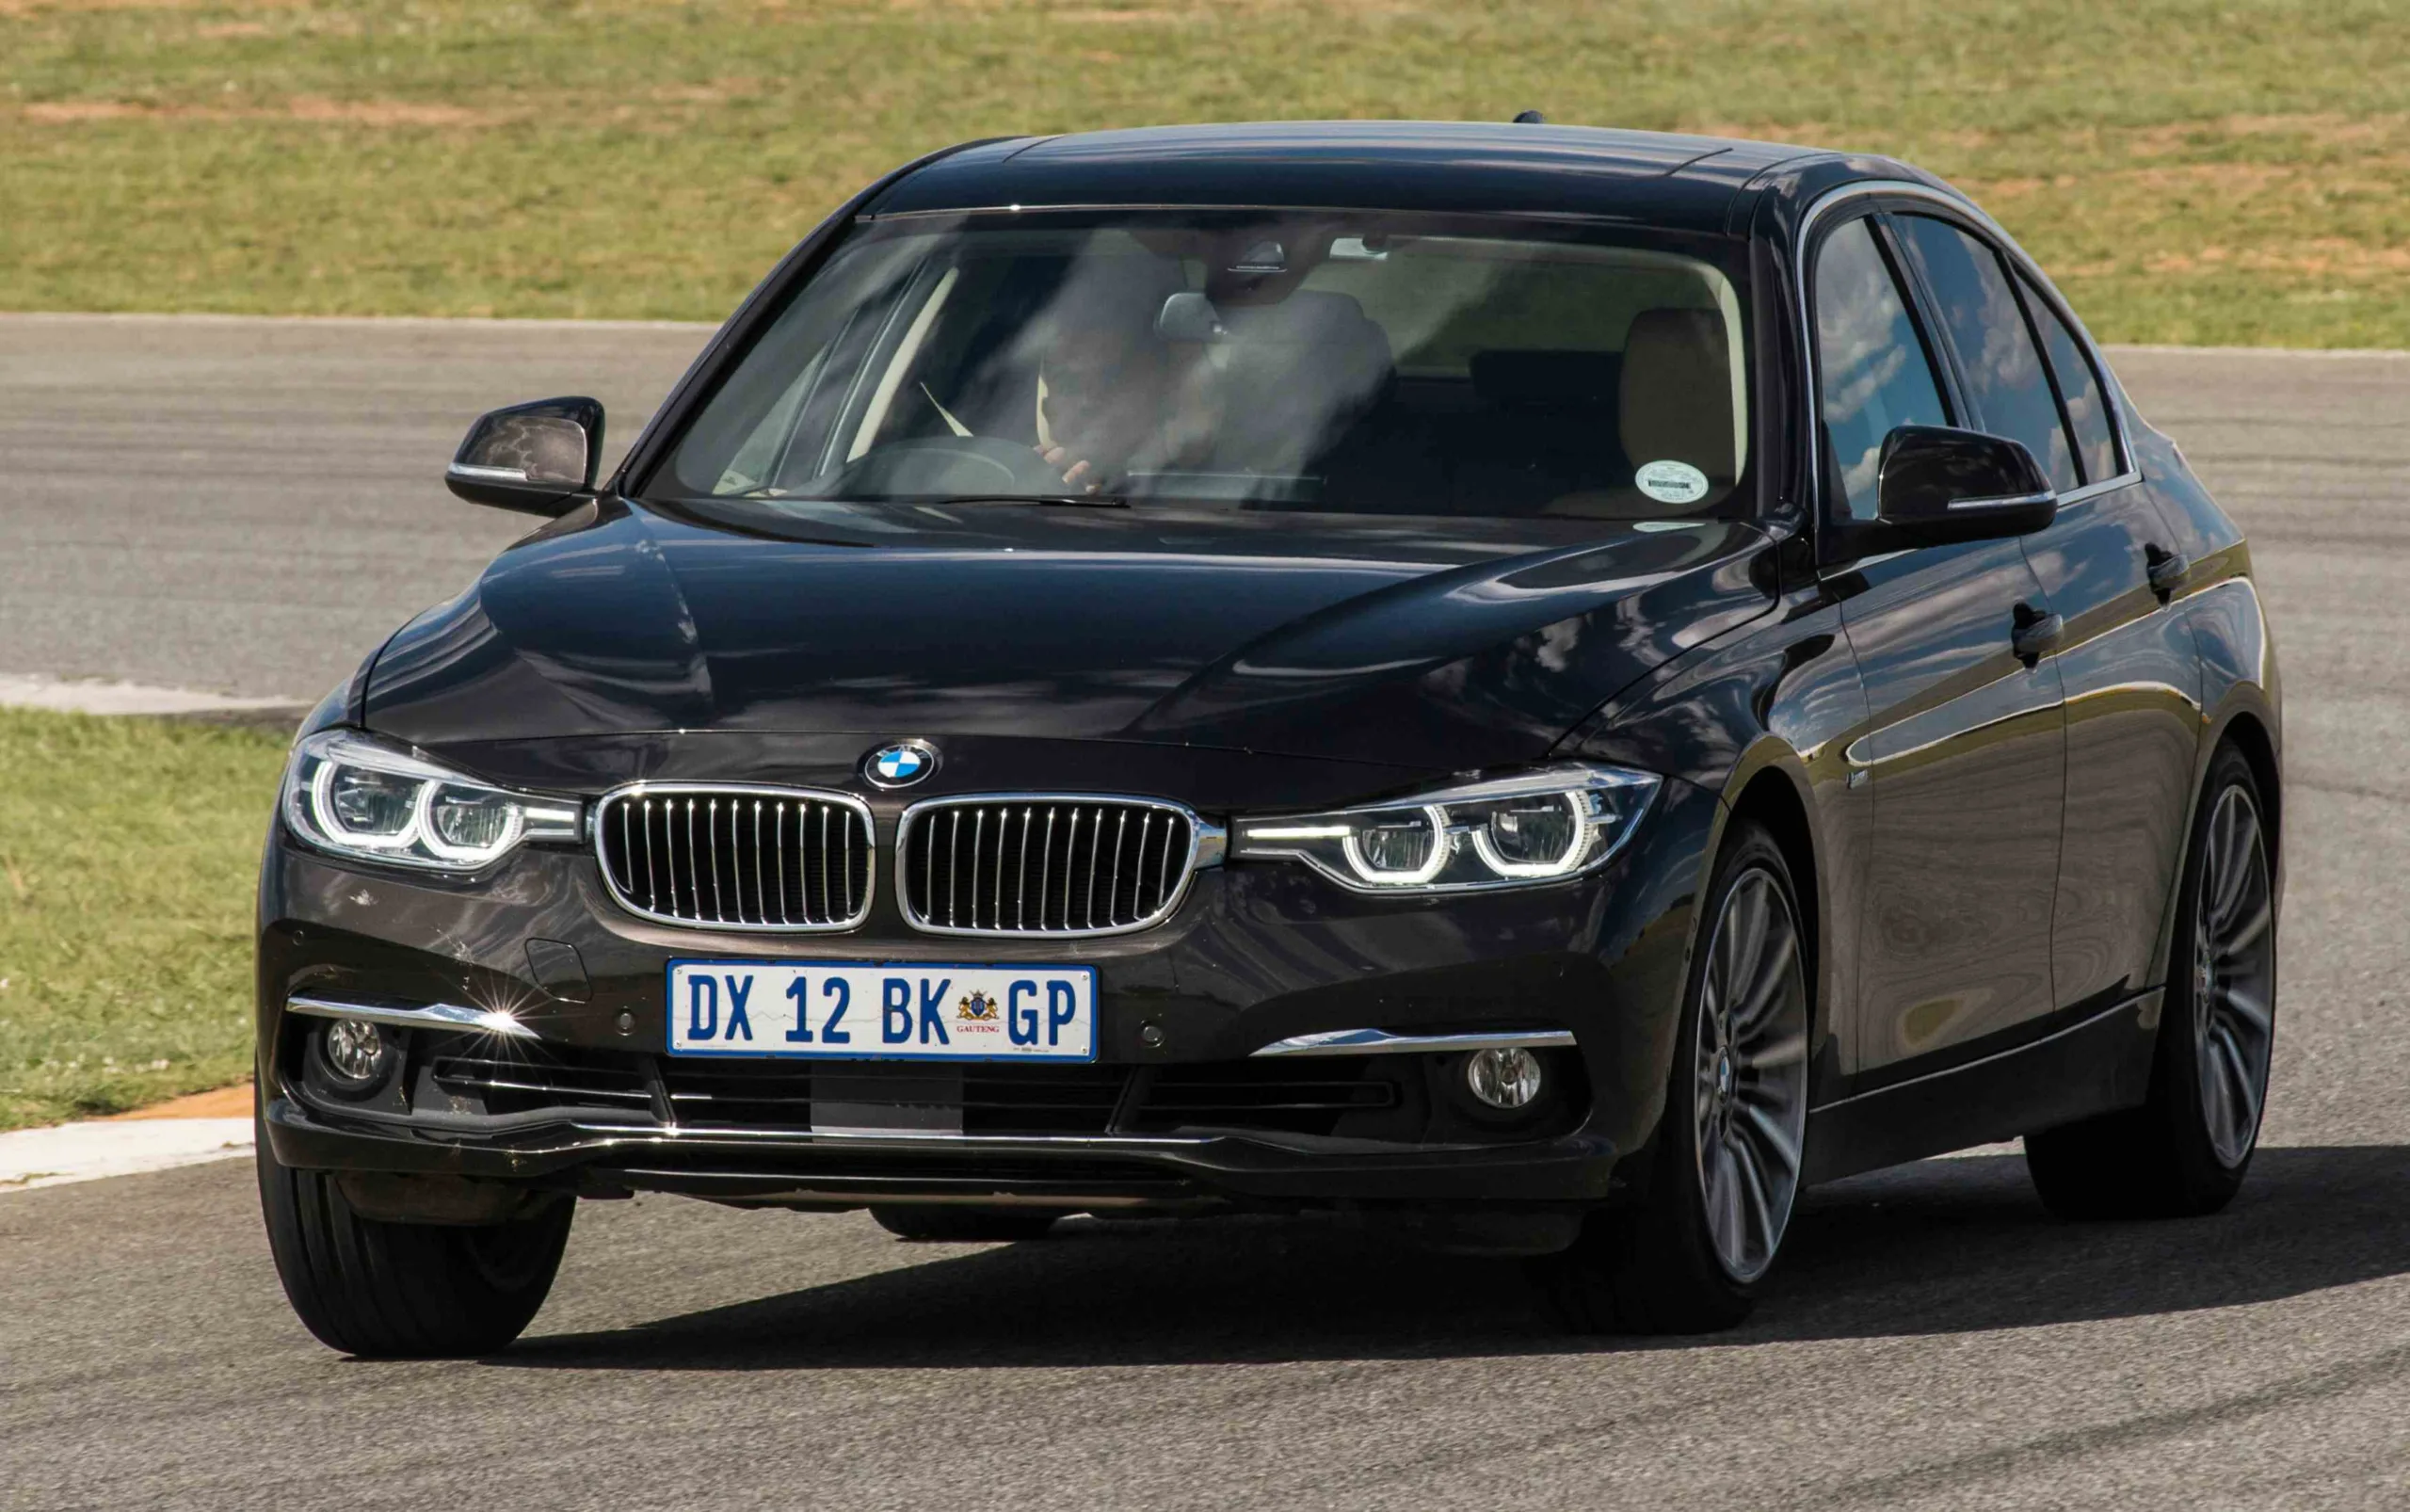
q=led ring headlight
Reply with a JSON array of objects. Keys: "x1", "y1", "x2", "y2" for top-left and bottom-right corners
[
  {"x1": 1233, "y1": 764, "x2": 1660, "y2": 894},
  {"x1": 283, "y1": 730, "x2": 580, "y2": 873}
]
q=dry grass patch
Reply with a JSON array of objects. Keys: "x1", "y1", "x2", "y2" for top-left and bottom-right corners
[
  {"x1": 18, "y1": 95, "x2": 514, "y2": 126},
  {"x1": 1, "y1": 0, "x2": 2407, "y2": 342}
]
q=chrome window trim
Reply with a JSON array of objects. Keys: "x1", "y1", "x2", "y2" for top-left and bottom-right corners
[
  {"x1": 1250, "y1": 1027, "x2": 1578, "y2": 1058},
  {"x1": 1794, "y1": 178, "x2": 2142, "y2": 532},
  {"x1": 592, "y1": 780, "x2": 876, "y2": 934},
  {"x1": 286, "y1": 993, "x2": 540, "y2": 1040},
  {"x1": 894, "y1": 792, "x2": 1227, "y2": 939}
]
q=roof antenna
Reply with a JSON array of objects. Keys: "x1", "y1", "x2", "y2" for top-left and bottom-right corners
[{"x1": 1512, "y1": 109, "x2": 1547, "y2": 124}]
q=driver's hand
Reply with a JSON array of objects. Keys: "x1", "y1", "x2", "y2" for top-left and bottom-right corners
[{"x1": 1039, "y1": 445, "x2": 1101, "y2": 492}]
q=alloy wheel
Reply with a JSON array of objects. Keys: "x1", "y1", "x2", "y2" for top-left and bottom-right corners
[
  {"x1": 2193, "y1": 782, "x2": 2275, "y2": 1168},
  {"x1": 1693, "y1": 866, "x2": 1810, "y2": 1284}
]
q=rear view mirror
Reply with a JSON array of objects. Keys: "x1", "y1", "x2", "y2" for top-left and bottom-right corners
[
  {"x1": 1155, "y1": 291, "x2": 1227, "y2": 344},
  {"x1": 1873, "y1": 425, "x2": 2056, "y2": 547},
  {"x1": 445, "y1": 396, "x2": 604, "y2": 515}
]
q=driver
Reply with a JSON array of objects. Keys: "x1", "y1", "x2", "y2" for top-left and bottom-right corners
[{"x1": 1030, "y1": 270, "x2": 1213, "y2": 493}]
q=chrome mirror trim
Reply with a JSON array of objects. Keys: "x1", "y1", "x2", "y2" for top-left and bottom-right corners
[
  {"x1": 445, "y1": 462, "x2": 535, "y2": 485},
  {"x1": 1947, "y1": 490, "x2": 2058, "y2": 512}
]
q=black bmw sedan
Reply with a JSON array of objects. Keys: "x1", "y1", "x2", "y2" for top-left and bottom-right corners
[{"x1": 255, "y1": 121, "x2": 2281, "y2": 1354}]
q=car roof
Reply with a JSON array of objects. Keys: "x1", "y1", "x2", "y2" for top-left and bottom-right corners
[{"x1": 868, "y1": 121, "x2": 1855, "y2": 233}]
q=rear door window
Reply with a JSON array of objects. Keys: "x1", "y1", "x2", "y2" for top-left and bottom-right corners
[
  {"x1": 1812, "y1": 217, "x2": 1952, "y2": 522},
  {"x1": 2016, "y1": 274, "x2": 2122, "y2": 485},
  {"x1": 1892, "y1": 215, "x2": 2080, "y2": 495}
]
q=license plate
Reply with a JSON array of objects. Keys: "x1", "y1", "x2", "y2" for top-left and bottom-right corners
[{"x1": 665, "y1": 959, "x2": 1097, "y2": 1062}]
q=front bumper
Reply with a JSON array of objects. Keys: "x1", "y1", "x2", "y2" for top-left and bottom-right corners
[{"x1": 256, "y1": 772, "x2": 1718, "y2": 1213}]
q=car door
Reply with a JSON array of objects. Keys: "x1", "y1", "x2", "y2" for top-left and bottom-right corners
[
  {"x1": 1811, "y1": 212, "x2": 2067, "y2": 1078},
  {"x1": 1891, "y1": 215, "x2": 2200, "y2": 1017}
]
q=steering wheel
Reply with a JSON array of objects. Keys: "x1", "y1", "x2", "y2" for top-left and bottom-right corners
[{"x1": 821, "y1": 435, "x2": 1074, "y2": 498}]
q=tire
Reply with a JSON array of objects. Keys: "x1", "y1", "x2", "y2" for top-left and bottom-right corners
[
  {"x1": 1535, "y1": 821, "x2": 1811, "y2": 1333},
  {"x1": 2026, "y1": 744, "x2": 2276, "y2": 1220},
  {"x1": 256, "y1": 1106, "x2": 573, "y2": 1358},
  {"x1": 870, "y1": 1205, "x2": 1062, "y2": 1243}
]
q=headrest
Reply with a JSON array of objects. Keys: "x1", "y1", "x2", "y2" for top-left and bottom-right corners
[
  {"x1": 1204, "y1": 291, "x2": 1393, "y2": 473},
  {"x1": 1218, "y1": 290, "x2": 1386, "y2": 350},
  {"x1": 1619, "y1": 308, "x2": 1735, "y2": 483}
]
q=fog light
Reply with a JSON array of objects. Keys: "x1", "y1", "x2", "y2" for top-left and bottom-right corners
[
  {"x1": 324, "y1": 1019, "x2": 388, "y2": 1083},
  {"x1": 1465, "y1": 1047, "x2": 1544, "y2": 1110}
]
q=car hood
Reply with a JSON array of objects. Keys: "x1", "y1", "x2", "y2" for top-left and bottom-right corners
[{"x1": 364, "y1": 497, "x2": 1772, "y2": 776}]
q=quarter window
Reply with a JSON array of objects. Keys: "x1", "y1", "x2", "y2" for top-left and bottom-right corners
[
  {"x1": 1891, "y1": 215, "x2": 2079, "y2": 495},
  {"x1": 2017, "y1": 273, "x2": 2122, "y2": 485},
  {"x1": 1813, "y1": 217, "x2": 1951, "y2": 522}
]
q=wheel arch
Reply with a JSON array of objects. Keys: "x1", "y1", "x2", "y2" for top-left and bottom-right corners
[
  {"x1": 2215, "y1": 707, "x2": 2282, "y2": 872},
  {"x1": 1727, "y1": 764, "x2": 1822, "y2": 1026},
  {"x1": 2143, "y1": 693, "x2": 2284, "y2": 1001},
  {"x1": 1704, "y1": 744, "x2": 1837, "y2": 1089}
]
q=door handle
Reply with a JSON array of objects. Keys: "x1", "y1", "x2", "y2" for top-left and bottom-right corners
[
  {"x1": 2145, "y1": 543, "x2": 2190, "y2": 600},
  {"x1": 2011, "y1": 602, "x2": 2063, "y2": 666}
]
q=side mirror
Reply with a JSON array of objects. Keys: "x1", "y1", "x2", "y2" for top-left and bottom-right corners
[
  {"x1": 1872, "y1": 425, "x2": 2056, "y2": 547},
  {"x1": 445, "y1": 396, "x2": 604, "y2": 516}
]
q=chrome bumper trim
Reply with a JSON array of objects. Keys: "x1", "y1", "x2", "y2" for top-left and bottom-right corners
[
  {"x1": 286, "y1": 993, "x2": 540, "y2": 1041},
  {"x1": 1249, "y1": 1027, "x2": 1577, "y2": 1058}
]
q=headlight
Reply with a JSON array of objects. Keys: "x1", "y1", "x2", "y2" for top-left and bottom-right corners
[
  {"x1": 1232, "y1": 764, "x2": 1660, "y2": 893},
  {"x1": 281, "y1": 730, "x2": 581, "y2": 872}
]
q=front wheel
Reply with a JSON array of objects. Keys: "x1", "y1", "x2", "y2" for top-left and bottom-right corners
[
  {"x1": 2025, "y1": 742, "x2": 2276, "y2": 1218},
  {"x1": 1535, "y1": 821, "x2": 1811, "y2": 1333},
  {"x1": 257, "y1": 1115, "x2": 572, "y2": 1358}
]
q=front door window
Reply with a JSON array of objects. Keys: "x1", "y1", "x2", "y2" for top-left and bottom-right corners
[{"x1": 1812, "y1": 217, "x2": 1951, "y2": 522}]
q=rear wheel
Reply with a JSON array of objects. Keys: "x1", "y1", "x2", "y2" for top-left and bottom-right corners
[
  {"x1": 2026, "y1": 743, "x2": 2275, "y2": 1218},
  {"x1": 870, "y1": 1205, "x2": 1062, "y2": 1243},
  {"x1": 1536, "y1": 821, "x2": 1811, "y2": 1333},
  {"x1": 257, "y1": 1108, "x2": 572, "y2": 1358}
]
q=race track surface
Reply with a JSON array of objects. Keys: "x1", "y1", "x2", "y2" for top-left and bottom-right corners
[{"x1": 2, "y1": 316, "x2": 2405, "y2": 1510}]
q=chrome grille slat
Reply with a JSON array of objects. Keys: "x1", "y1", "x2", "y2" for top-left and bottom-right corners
[
  {"x1": 597, "y1": 785, "x2": 873, "y2": 932},
  {"x1": 1016, "y1": 806, "x2": 1033, "y2": 931},
  {"x1": 707, "y1": 797, "x2": 723, "y2": 923},
  {"x1": 899, "y1": 796, "x2": 1201, "y2": 938}
]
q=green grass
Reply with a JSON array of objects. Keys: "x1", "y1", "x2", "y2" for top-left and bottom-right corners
[
  {"x1": 3, "y1": 0, "x2": 2408, "y2": 346},
  {"x1": 0, "y1": 709, "x2": 286, "y2": 1131}
]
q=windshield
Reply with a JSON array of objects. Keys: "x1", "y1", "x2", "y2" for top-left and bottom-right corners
[{"x1": 645, "y1": 211, "x2": 1753, "y2": 523}]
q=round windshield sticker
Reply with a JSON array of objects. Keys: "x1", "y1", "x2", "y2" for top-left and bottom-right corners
[{"x1": 1634, "y1": 459, "x2": 1711, "y2": 505}]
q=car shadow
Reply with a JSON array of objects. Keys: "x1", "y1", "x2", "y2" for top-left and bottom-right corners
[{"x1": 486, "y1": 1144, "x2": 2410, "y2": 1372}]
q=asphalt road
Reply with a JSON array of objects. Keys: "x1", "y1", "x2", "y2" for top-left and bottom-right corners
[
  {"x1": 4, "y1": 319, "x2": 2408, "y2": 1510},
  {"x1": 0, "y1": 314, "x2": 709, "y2": 702}
]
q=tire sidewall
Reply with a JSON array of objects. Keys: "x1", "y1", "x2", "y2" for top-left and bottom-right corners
[
  {"x1": 2156, "y1": 745, "x2": 2274, "y2": 1191},
  {"x1": 1659, "y1": 821, "x2": 1809, "y2": 1300}
]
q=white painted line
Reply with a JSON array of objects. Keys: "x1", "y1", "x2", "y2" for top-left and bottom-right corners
[
  {"x1": 0, "y1": 1118, "x2": 254, "y2": 1193},
  {"x1": 0, "y1": 672, "x2": 301, "y2": 717}
]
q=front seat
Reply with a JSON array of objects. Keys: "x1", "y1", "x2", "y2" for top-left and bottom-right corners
[{"x1": 1207, "y1": 291, "x2": 1395, "y2": 479}]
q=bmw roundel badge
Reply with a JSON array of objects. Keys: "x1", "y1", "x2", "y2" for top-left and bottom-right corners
[{"x1": 863, "y1": 739, "x2": 939, "y2": 789}]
